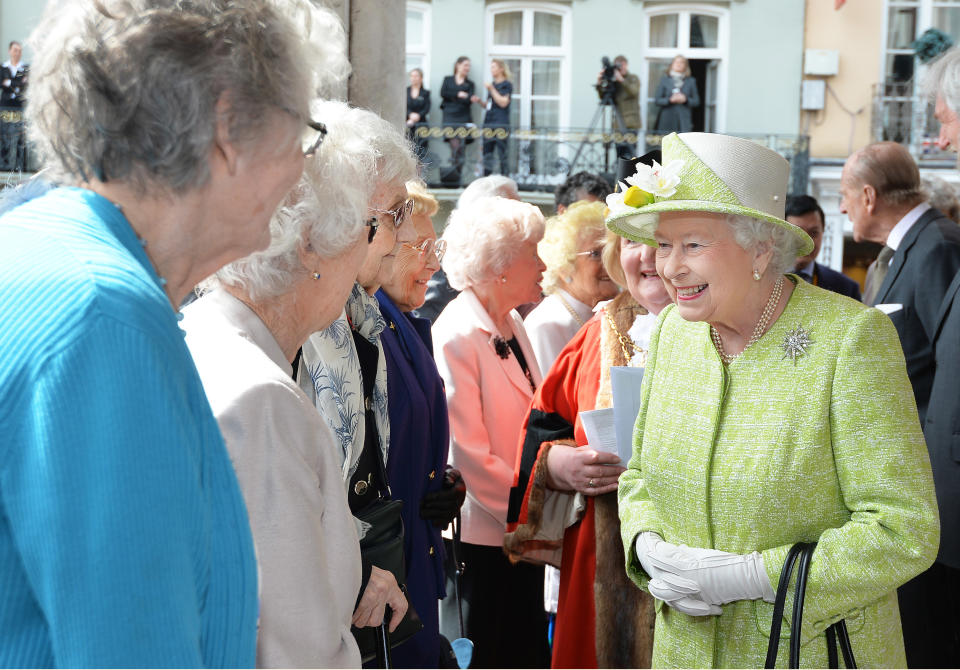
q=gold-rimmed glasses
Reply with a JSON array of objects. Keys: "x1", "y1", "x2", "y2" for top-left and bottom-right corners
[
  {"x1": 402, "y1": 237, "x2": 446, "y2": 264},
  {"x1": 370, "y1": 198, "x2": 415, "y2": 229}
]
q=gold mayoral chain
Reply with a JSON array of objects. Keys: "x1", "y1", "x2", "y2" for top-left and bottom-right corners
[
  {"x1": 711, "y1": 275, "x2": 784, "y2": 365},
  {"x1": 604, "y1": 308, "x2": 647, "y2": 366}
]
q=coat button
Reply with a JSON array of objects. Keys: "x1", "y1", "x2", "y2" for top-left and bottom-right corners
[
  {"x1": 428, "y1": 470, "x2": 436, "y2": 480},
  {"x1": 354, "y1": 480, "x2": 368, "y2": 496},
  {"x1": 429, "y1": 546, "x2": 435, "y2": 556},
  {"x1": 365, "y1": 397, "x2": 371, "y2": 411}
]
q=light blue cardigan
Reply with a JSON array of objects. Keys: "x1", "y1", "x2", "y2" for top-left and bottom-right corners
[{"x1": 0, "y1": 187, "x2": 258, "y2": 667}]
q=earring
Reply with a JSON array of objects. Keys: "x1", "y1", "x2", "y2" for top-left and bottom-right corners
[
  {"x1": 500, "y1": 275, "x2": 507, "y2": 284},
  {"x1": 564, "y1": 275, "x2": 573, "y2": 283},
  {"x1": 753, "y1": 269, "x2": 761, "y2": 281},
  {"x1": 312, "y1": 272, "x2": 322, "y2": 280}
]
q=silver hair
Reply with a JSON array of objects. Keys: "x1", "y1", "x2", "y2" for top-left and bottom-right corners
[
  {"x1": 442, "y1": 196, "x2": 545, "y2": 290},
  {"x1": 458, "y1": 175, "x2": 519, "y2": 207},
  {"x1": 923, "y1": 176, "x2": 960, "y2": 222},
  {"x1": 725, "y1": 214, "x2": 804, "y2": 277},
  {"x1": 214, "y1": 101, "x2": 418, "y2": 301},
  {"x1": 921, "y1": 46, "x2": 960, "y2": 115},
  {"x1": 27, "y1": 0, "x2": 350, "y2": 193}
]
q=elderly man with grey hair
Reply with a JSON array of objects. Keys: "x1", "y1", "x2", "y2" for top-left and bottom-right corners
[
  {"x1": 0, "y1": 0, "x2": 347, "y2": 665},
  {"x1": 891, "y1": 46, "x2": 960, "y2": 668},
  {"x1": 183, "y1": 100, "x2": 418, "y2": 668},
  {"x1": 413, "y1": 175, "x2": 522, "y2": 322}
]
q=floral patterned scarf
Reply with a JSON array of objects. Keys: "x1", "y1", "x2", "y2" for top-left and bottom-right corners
[{"x1": 298, "y1": 282, "x2": 390, "y2": 483}]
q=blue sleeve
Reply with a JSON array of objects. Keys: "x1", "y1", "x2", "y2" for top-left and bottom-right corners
[{"x1": 3, "y1": 315, "x2": 209, "y2": 667}]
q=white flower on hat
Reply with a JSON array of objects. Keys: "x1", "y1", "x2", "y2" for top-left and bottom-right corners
[
  {"x1": 604, "y1": 181, "x2": 633, "y2": 215},
  {"x1": 625, "y1": 159, "x2": 685, "y2": 199}
]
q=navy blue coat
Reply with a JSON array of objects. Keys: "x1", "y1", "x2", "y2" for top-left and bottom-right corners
[
  {"x1": 813, "y1": 262, "x2": 862, "y2": 301},
  {"x1": 376, "y1": 290, "x2": 450, "y2": 667}
]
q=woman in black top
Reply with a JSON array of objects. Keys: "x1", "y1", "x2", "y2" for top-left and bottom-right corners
[
  {"x1": 481, "y1": 59, "x2": 513, "y2": 176},
  {"x1": 654, "y1": 54, "x2": 700, "y2": 133},
  {"x1": 406, "y1": 68, "x2": 431, "y2": 162},
  {"x1": 440, "y1": 56, "x2": 479, "y2": 183}
]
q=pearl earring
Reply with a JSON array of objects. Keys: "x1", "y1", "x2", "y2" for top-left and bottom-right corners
[
  {"x1": 753, "y1": 269, "x2": 761, "y2": 281},
  {"x1": 312, "y1": 272, "x2": 322, "y2": 280},
  {"x1": 500, "y1": 276, "x2": 507, "y2": 284}
]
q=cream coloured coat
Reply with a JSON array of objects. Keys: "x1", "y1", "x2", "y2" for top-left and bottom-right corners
[
  {"x1": 432, "y1": 288, "x2": 543, "y2": 546},
  {"x1": 183, "y1": 290, "x2": 362, "y2": 669}
]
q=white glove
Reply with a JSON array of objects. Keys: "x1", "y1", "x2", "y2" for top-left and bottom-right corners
[
  {"x1": 646, "y1": 541, "x2": 775, "y2": 606},
  {"x1": 634, "y1": 532, "x2": 721, "y2": 616}
]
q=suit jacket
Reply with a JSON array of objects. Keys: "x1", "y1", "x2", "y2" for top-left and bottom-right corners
[
  {"x1": 925, "y1": 270, "x2": 960, "y2": 568},
  {"x1": 432, "y1": 288, "x2": 542, "y2": 546},
  {"x1": 871, "y1": 207, "x2": 960, "y2": 424},
  {"x1": 813, "y1": 262, "x2": 862, "y2": 301}
]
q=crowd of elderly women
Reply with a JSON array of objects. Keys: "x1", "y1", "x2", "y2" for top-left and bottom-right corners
[{"x1": 0, "y1": 1, "x2": 946, "y2": 669}]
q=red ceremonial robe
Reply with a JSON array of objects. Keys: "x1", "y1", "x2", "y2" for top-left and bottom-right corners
[{"x1": 505, "y1": 292, "x2": 653, "y2": 668}]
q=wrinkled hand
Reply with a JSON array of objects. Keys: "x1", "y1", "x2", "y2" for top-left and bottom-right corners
[
  {"x1": 645, "y1": 538, "x2": 775, "y2": 607},
  {"x1": 352, "y1": 566, "x2": 408, "y2": 632},
  {"x1": 545, "y1": 444, "x2": 625, "y2": 496},
  {"x1": 635, "y1": 532, "x2": 721, "y2": 616},
  {"x1": 419, "y1": 468, "x2": 466, "y2": 529}
]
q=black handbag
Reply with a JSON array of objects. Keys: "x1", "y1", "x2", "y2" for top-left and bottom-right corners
[
  {"x1": 350, "y1": 454, "x2": 423, "y2": 666},
  {"x1": 764, "y1": 542, "x2": 857, "y2": 669}
]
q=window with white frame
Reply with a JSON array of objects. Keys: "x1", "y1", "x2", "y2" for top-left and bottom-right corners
[
  {"x1": 642, "y1": 5, "x2": 729, "y2": 133},
  {"x1": 485, "y1": 3, "x2": 571, "y2": 132},
  {"x1": 879, "y1": 0, "x2": 960, "y2": 150},
  {"x1": 406, "y1": 1, "x2": 431, "y2": 84}
]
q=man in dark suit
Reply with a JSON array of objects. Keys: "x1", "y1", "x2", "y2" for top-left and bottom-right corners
[
  {"x1": 785, "y1": 194, "x2": 861, "y2": 300},
  {"x1": 840, "y1": 139, "x2": 960, "y2": 667}
]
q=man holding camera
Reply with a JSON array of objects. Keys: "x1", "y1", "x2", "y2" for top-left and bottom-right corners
[{"x1": 596, "y1": 55, "x2": 640, "y2": 160}]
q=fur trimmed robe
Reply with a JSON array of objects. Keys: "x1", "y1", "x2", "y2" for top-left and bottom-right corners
[{"x1": 505, "y1": 292, "x2": 654, "y2": 668}]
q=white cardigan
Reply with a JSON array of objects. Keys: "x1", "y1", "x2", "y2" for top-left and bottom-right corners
[
  {"x1": 524, "y1": 290, "x2": 594, "y2": 378},
  {"x1": 183, "y1": 290, "x2": 362, "y2": 669},
  {"x1": 432, "y1": 289, "x2": 543, "y2": 546}
]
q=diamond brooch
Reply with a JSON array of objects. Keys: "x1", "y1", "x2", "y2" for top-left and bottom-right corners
[{"x1": 782, "y1": 324, "x2": 813, "y2": 364}]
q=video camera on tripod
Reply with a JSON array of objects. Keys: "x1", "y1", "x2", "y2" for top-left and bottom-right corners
[{"x1": 597, "y1": 56, "x2": 619, "y2": 103}]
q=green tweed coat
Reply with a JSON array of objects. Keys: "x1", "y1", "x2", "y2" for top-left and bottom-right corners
[{"x1": 618, "y1": 277, "x2": 939, "y2": 668}]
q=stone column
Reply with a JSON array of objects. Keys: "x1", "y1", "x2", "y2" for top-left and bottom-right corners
[{"x1": 346, "y1": 0, "x2": 405, "y2": 127}]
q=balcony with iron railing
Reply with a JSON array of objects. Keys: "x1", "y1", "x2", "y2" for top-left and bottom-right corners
[
  {"x1": 412, "y1": 125, "x2": 811, "y2": 195},
  {"x1": 872, "y1": 80, "x2": 958, "y2": 167}
]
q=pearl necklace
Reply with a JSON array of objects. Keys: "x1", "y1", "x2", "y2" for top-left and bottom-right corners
[
  {"x1": 556, "y1": 292, "x2": 586, "y2": 327},
  {"x1": 711, "y1": 275, "x2": 784, "y2": 365}
]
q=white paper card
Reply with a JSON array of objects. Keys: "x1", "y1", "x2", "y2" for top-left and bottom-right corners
[
  {"x1": 874, "y1": 303, "x2": 903, "y2": 315},
  {"x1": 578, "y1": 408, "x2": 618, "y2": 460},
  {"x1": 610, "y1": 366, "x2": 645, "y2": 464}
]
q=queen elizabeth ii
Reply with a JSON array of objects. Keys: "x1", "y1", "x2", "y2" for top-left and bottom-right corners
[{"x1": 612, "y1": 132, "x2": 939, "y2": 668}]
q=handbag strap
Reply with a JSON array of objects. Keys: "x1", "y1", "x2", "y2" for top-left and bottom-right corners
[
  {"x1": 451, "y1": 514, "x2": 466, "y2": 640},
  {"x1": 765, "y1": 542, "x2": 858, "y2": 669}
]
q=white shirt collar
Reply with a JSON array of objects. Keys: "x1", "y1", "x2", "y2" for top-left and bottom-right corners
[
  {"x1": 2, "y1": 61, "x2": 23, "y2": 74},
  {"x1": 557, "y1": 288, "x2": 595, "y2": 322},
  {"x1": 886, "y1": 202, "x2": 931, "y2": 251}
]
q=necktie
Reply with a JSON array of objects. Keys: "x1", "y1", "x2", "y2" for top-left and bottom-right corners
[{"x1": 864, "y1": 245, "x2": 895, "y2": 305}]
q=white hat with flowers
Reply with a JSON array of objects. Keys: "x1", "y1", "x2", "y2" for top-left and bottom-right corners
[{"x1": 605, "y1": 132, "x2": 814, "y2": 257}]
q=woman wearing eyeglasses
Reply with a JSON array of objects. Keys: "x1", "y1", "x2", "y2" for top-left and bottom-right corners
[
  {"x1": 184, "y1": 101, "x2": 417, "y2": 668},
  {"x1": 370, "y1": 180, "x2": 466, "y2": 668},
  {"x1": 525, "y1": 201, "x2": 622, "y2": 377}
]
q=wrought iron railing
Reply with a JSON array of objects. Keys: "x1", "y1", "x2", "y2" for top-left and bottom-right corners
[
  {"x1": 872, "y1": 80, "x2": 956, "y2": 162},
  {"x1": 413, "y1": 125, "x2": 811, "y2": 194}
]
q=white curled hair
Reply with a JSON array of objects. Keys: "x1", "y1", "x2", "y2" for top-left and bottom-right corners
[
  {"x1": 213, "y1": 101, "x2": 418, "y2": 301},
  {"x1": 27, "y1": 0, "x2": 349, "y2": 193},
  {"x1": 457, "y1": 175, "x2": 519, "y2": 207},
  {"x1": 725, "y1": 214, "x2": 804, "y2": 277},
  {"x1": 441, "y1": 197, "x2": 546, "y2": 290},
  {"x1": 922, "y1": 46, "x2": 960, "y2": 116}
]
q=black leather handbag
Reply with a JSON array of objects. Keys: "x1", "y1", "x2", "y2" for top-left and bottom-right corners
[
  {"x1": 350, "y1": 458, "x2": 423, "y2": 666},
  {"x1": 764, "y1": 542, "x2": 857, "y2": 669}
]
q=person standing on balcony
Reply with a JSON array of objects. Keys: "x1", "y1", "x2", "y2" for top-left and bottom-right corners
[
  {"x1": 406, "y1": 68, "x2": 431, "y2": 163},
  {"x1": 596, "y1": 55, "x2": 640, "y2": 160},
  {"x1": 1, "y1": 41, "x2": 28, "y2": 171},
  {"x1": 481, "y1": 59, "x2": 512, "y2": 176},
  {"x1": 440, "y1": 56, "x2": 480, "y2": 185},
  {"x1": 654, "y1": 55, "x2": 699, "y2": 134}
]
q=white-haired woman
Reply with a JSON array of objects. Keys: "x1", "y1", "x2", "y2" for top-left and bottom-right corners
[
  {"x1": 183, "y1": 101, "x2": 414, "y2": 668},
  {"x1": 611, "y1": 132, "x2": 938, "y2": 667},
  {"x1": 525, "y1": 200, "x2": 621, "y2": 376},
  {"x1": 432, "y1": 197, "x2": 550, "y2": 669},
  {"x1": 0, "y1": 0, "x2": 346, "y2": 665}
]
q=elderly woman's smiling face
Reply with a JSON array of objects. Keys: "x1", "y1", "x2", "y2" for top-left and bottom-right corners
[{"x1": 653, "y1": 211, "x2": 762, "y2": 326}]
